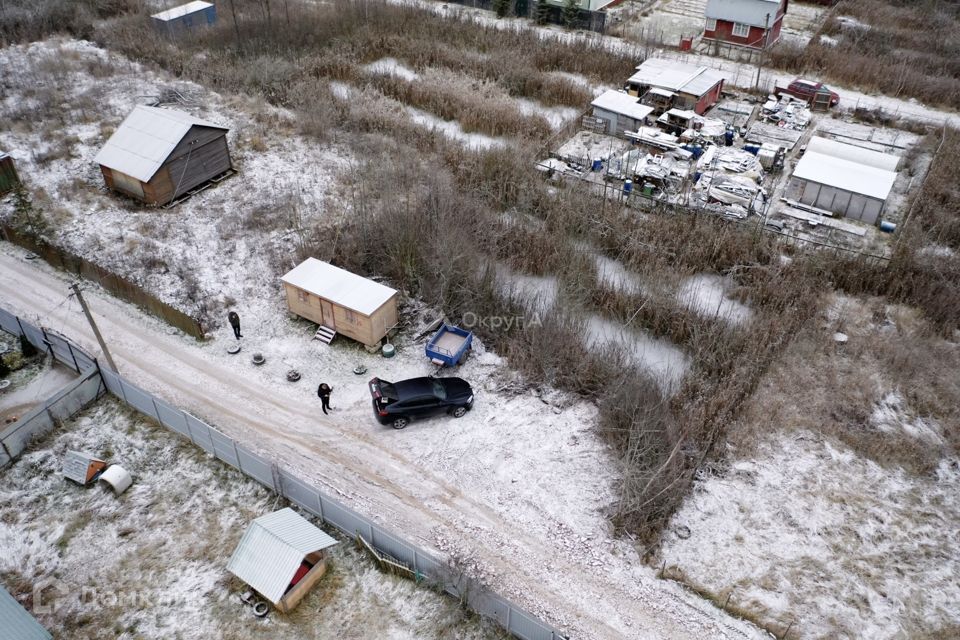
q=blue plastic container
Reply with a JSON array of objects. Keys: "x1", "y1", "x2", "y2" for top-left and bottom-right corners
[
  {"x1": 879, "y1": 220, "x2": 897, "y2": 233},
  {"x1": 623, "y1": 180, "x2": 633, "y2": 194},
  {"x1": 591, "y1": 158, "x2": 603, "y2": 171}
]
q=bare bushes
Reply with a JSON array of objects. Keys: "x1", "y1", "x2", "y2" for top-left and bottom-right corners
[
  {"x1": 730, "y1": 295, "x2": 957, "y2": 477},
  {"x1": 0, "y1": 0, "x2": 134, "y2": 44}
]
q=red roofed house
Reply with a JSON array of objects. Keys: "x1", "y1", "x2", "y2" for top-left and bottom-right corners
[{"x1": 703, "y1": 0, "x2": 788, "y2": 50}]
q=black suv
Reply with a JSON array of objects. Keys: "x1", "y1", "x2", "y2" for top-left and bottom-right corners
[{"x1": 369, "y1": 376, "x2": 474, "y2": 429}]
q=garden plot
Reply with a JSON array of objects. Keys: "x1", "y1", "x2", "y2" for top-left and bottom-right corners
[
  {"x1": 0, "y1": 38, "x2": 353, "y2": 319},
  {"x1": 659, "y1": 432, "x2": 960, "y2": 639},
  {"x1": 362, "y1": 59, "x2": 581, "y2": 131},
  {"x1": 0, "y1": 399, "x2": 499, "y2": 640}
]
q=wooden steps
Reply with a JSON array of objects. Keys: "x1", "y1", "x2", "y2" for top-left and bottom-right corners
[{"x1": 314, "y1": 325, "x2": 336, "y2": 344}]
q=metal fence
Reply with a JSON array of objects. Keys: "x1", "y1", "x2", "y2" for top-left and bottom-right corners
[
  {"x1": 0, "y1": 308, "x2": 104, "y2": 467},
  {"x1": 0, "y1": 306, "x2": 568, "y2": 640}
]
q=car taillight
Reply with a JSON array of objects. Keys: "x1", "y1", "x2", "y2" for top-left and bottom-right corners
[{"x1": 378, "y1": 409, "x2": 389, "y2": 417}]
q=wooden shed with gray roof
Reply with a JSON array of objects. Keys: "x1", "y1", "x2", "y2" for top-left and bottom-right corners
[
  {"x1": 227, "y1": 508, "x2": 339, "y2": 613},
  {"x1": 94, "y1": 105, "x2": 231, "y2": 205}
]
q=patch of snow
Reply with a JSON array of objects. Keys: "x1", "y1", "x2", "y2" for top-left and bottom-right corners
[
  {"x1": 514, "y1": 96, "x2": 580, "y2": 131},
  {"x1": 870, "y1": 392, "x2": 943, "y2": 445},
  {"x1": 405, "y1": 106, "x2": 507, "y2": 150},
  {"x1": 593, "y1": 253, "x2": 645, "y2": 296},
  {"x1": 363, "y1": 57, "x2": 420, "y2": 81},
  {"x1": 584, "y1": 315, "x2": 689, "y2": 393},
  {"x1": 329, "y1": 80, "x2": 354, "y2": 100},
  {"x1": 676, "y1": 274, "x2": 752, "y2": 326}
]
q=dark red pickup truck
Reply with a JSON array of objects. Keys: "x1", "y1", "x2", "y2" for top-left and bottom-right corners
[{"x1": 775, "y1": 79, "x2": 840, "y2": 107}]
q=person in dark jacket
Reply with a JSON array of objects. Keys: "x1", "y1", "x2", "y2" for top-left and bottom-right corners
[
  {"x1": 317, "y1": 383, "x2": 333, "y2": 415},
  {"x1": 228, "y1": 311, "x2": 242, "y2": 339}
]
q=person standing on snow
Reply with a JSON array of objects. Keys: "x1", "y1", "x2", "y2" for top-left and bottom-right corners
[
  {"x1": 228, "y1": 311, "x2": 242, "y2": 339},
  {"x1": 317, "y1": 383, "x2": 333, "y2": 415}
]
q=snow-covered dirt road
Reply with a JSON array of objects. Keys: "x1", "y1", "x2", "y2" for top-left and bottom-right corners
[{"x1": 0, "y1": 247, "x2": 767, "y2": 639}]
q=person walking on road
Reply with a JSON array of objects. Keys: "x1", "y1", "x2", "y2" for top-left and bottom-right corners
[
  {"x1": 317, "y1": 382, "x2": 333, "y2": 415},
  {"x1": 228, "y1": 311, "x2": 242, "y2": 339}
]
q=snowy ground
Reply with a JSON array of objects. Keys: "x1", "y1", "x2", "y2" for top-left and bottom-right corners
[
  {"x1": 0, "y1": 223, "x2": 767, "y2": 639},
  {"x1": 0, "y1": 398, "x2": 500, "y2": 639},
  {"x1": 657, "y1": 296, "x2": 960, "y2": 638}
]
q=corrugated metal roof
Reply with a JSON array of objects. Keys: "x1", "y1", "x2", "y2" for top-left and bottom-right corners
[
  {"x1": 705, "y1": 0, "x2": 781, "y2": 27},
  {"x1": 806, "y1": 136, "x2": 900, "y2": 172},
  {"x1": 793, "y1": 150, "x2": 897, "y2": 201},
  {"x1": 281, "y1": 258, "x2": 397, "y2": 316},
  {"x1": 591, "y1": 90, "x2": 655, "y2": 121},
  {"x1": 628, "y1": 58, "x2": 724, "y2": 97},
  {"x1": 0, "y1": 586, "x2": 52, "y2": 640},
  {"x1": 227, "y1": 508, "x2": 338, "y2": 604},
  {"x1": 94, "y1": 105, "x2": 228, "y2": 183},
  {"x1": 151, "y1": 1, "x2": 213, "y2": 21}
]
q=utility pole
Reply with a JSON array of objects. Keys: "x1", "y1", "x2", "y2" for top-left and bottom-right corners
[
  {"x1": 754, "y1": 12, "x2": 770, "y2": 90},
  {"x1": 70, "y1": 283, "x2": 118, "y2": 373}
]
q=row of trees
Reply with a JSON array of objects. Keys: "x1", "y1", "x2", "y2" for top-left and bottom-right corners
[{"x1": 493, "y1": 0, "x2": 584, "y2": 29}]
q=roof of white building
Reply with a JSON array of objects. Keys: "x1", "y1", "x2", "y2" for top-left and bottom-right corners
[
  {"x1": 591, "y1": 90, "x2": 655, "y2": 121},
  {"x1": 793, "y1": 151, "x2": 897, "y2": 201},
  {"x1": 628, "y1": 58, "x2": 725, "y2": 97},
  {"x1": 151, "y1": 1, "x2": 214, "y2": 21},
  {"x1": 94, "y1": 105, "x2": 227, "y2": 182},
  {"x1": 227, "y1": 509, "x2": 338, "y2": 604},
  {"x1": 705, "y1": 0, "x2": 782, "y2": 28},
  {"x1": 281, "y1": 258, "x2": 398, "y2": 316},
  {"x1": 806, "y1": 136, "x2": 900, "y2": 172}
]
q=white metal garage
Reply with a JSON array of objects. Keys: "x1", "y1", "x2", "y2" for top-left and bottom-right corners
[{"x1": 791, "y1": 138, "x2": 899, "y2": 225}]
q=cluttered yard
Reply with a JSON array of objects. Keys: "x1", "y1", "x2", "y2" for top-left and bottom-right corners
[{"x1": 2, "y1": 0, "x2": 960, "y2": 638}]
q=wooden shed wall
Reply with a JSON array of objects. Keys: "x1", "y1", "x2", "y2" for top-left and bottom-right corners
[
  {"x1": 161, "y1": 126, "x2": 231, "y2": 200},
  {"x1": 283, "y1": 283, "x2": 398, "y2": 347}
]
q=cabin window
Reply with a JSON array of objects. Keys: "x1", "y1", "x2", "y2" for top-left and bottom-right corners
[
  {"x1": 705, "y1": 18, "x2": 716, "y2": 31},
  {"x1": 732, "y1": 22, "x2": 750, "y2": 37}
]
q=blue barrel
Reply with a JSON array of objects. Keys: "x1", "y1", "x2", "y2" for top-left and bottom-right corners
[
  {"x1": 691, "y1": 145, "x2": 703, "y2": 159},
  {"x1": 879, "y1": 220, "x2": 897, "y2": 233},
  {"x1": 623, "y1": 180, "x2": 633, "y2": 194},
  {"x1": 591, "y1": 158, "x2": 603, "y2": 171},
  {"x1": 743, "y1": 144, "x2": 760, "y2": 156},
  {"x1": 724, "y1": 130, "x2": 734, "y2": 146}
]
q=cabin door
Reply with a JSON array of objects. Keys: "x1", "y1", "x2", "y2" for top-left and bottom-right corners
[{"x1": 320, "y1": 299, "x2": 336, "y2": 329}]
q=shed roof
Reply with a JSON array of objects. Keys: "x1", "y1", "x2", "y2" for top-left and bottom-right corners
[
  {"x1": 281, "y1": 258, "x2": 397, "y2": 316},
  {"x1": 94, "y1": 105, "x2": 227, "y2": 183},
  {"x1": 806, "y1": 136, "x2": 900, "y2": 172},
  {"x1": 151, "y1": 1, "x2": 213, "y2": 21},
  {"x1": 591, "y1": 90, "x2": 655, "y2": 121},
  {"x1": 629, "y1": 58, "x2": 724, "y2": 97},
  {"x1": 705, "y1": 0, "x2": 782, "y2": 27},
  {"x1": 793, "y1": 151, "x2": 897, "y2": 201},
  {"x1": 0, "y1": 586, "x2": 52, "y2": 640},
  {"x1": 227, "y1": 508, "x2": 338, "y2": 604}
]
